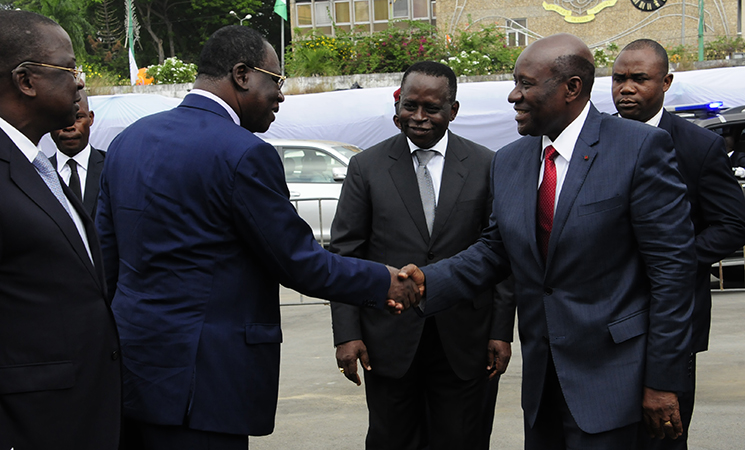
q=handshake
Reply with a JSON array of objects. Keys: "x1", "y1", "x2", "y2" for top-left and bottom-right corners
[{"x1": 384, "y1": 264, "x2": 425, "y2": 314}]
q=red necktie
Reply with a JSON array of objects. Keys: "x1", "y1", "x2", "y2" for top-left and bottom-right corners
[{"x1": 537, "y1": 145, "x2": 558, "y2": 261}]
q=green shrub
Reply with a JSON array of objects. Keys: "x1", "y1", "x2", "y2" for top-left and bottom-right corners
[
  {"x1": 445, "y1": 25, "x2": 522, "y2": 75},
  {"x1": 146, "y1": 57, "x2": 197, "y2": 84}
]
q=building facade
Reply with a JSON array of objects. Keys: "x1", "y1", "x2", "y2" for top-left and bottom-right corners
[{"x1": 290, "y1": 0, "x2": 743, "y2": 50}]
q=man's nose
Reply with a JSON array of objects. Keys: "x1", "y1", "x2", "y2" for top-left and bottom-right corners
[{"x1": 507, "y1": 86, "x2": 520, "y2": 103}]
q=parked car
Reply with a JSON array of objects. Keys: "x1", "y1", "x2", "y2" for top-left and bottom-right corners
[
  {"x1": 671, "y1": 103, "x2": 745, "y2": 287},
  {"x1": 265, "y1": 139, "x2": 362, "y2": 245}
]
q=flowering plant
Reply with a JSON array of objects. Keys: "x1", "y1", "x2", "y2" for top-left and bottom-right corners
[{"x1": 146, "y1": 57, "x2": 197, "y2": 84}]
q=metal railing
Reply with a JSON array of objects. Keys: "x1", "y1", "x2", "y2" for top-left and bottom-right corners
[{"x1": 286, "y1": 197, "x2": 339, "y2": 305}]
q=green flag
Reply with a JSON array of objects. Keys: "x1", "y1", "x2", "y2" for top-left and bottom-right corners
[{"x1": 274, "y1": 0, "x2": 288, "y2": 20}]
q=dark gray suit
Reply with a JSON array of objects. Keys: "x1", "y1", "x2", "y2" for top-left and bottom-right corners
[
  {"x1": 50, "y1": 146, "x2": 105, "y2": 218},
  {"x1": 0, "y1": 131, "x2": 120, "y2": 449},
  {"x1": 330, "y1": 131, "x2": 514, "y2": 449}
]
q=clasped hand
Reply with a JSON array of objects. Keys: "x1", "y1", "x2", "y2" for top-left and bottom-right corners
[{"x1": 384, "y1": 264, "x2": 426, "y2": 314}]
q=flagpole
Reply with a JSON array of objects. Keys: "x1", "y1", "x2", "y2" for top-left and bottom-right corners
[{"x1": 281, "y1": 17, "x2": 285, "y2": 76}]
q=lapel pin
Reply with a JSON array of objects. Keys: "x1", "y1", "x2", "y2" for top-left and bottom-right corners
[{"x1": 583, "y1": 155, "x2": 589, "y2": 160}]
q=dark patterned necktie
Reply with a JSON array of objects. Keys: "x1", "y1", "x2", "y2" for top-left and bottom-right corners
[{"x1": 537, "y1": 145, "x2": 558, "y2": 261}]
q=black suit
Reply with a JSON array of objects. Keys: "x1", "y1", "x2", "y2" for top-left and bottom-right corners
[
  {"x1": 330, "y1": 131, "x2": 514, "y2": 449},
  {"x1": 0, "y1": 131, "x2": 120, "y2": 449},
  {"x1": 638, "y1": 111, "x2": 745, "y2": 449},
  {"x1": 50, "y1": 146, "x2": 106, "y2": 218}
]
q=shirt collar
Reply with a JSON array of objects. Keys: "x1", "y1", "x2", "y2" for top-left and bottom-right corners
[
  {"x1": 188, "y1": 89, "x2": 241, "y2": 126},
  {"x1": 645, "y1": 107, "x2": 665, "y2": 128},
  {"x1": 0, "y1": 114, "x2": 42, "y2": 163},
  {"x1": 55, "y1": 144, "x2": 91, "y2": 171},
  {"x1": 541, "y1": 101, "x2": 591, "y2": 162},
  {"x1": 406, "y1": 131, "x2": 449, "y2": 157}
]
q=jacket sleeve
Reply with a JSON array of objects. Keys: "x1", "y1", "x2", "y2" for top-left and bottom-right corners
[
  {"x1": 694, "y1": 137, "x2": 745, "y2": 265},
  {"x1": 328, "y1": 155, "x2": 370, "y2": 345},
  {"x1": 231, "y1": 142, "x2": 391, "y2": 309}
]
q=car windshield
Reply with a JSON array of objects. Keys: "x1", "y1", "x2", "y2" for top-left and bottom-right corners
[{"x1": 332, "y1": 145, "x2": 361, "y2": 159}]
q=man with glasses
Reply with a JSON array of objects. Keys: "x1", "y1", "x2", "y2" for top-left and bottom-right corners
[
  {"x1": 0, "y1": 10, "x2": 120, "y2": 450},
  {"x1": 97, "y1": 25, "x2": 420, "y2": 449}
]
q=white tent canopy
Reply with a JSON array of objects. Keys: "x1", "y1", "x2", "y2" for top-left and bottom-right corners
[{"x1": 41, "y1": 66, "x2": 745, "y2": 155}]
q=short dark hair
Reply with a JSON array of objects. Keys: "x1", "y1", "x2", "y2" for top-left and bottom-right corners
[
  {"x1": 401, "y1": 61, "x2": 457, "y2": 104},
  {"x1": 550, "y1": 54, "x2": 595, "y2": 96},
  {"x1": 197, "y1": 26, "x2": 269, "y2": 79},
  {"x1": 0, "y1": 10, "x2": 61, "y2": 75},
  {"x1": 621, "y1": 39, "x2": 669, "y2": 75}
]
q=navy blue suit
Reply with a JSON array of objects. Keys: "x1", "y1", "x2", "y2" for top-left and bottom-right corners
[
  {"x1": 658, "y1": 110, "x2": 745, "y2": 353},
  {"x1": 96, "y1": 94, "x2": 392, "y2": 436},
  {"x1": 637, "y1": 111, "x2": 745, "y2": 449},
  {"x1": 420, "y1": 104, "x2": 696, "y2": 436}
]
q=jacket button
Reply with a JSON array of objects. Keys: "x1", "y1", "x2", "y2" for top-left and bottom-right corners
[
  {"x1": 544, "y1": 288, "x2": 553, "y2": 295},
  {"x1": 111, "y1": 350, "x2": 120, "y2": 361},
  {"x1": 428, "y1": 252, "x2": 435, "y2": 260}
]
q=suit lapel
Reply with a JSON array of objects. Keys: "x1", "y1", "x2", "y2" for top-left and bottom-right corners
[
  {"x1": 430, "y1": 134, "x2": 467, "y2": 247},
  {"x1": 84, "y1": 148, "x2": 104, "y2": 215},
  {"x1": 388, "y1": 135, "x2": 431, "y2": 243},
  {"x1": 8, "y1": 142, "x2": 102, "y2": 289},
  {"x1": 659, "y1": 110, "x2": 674, "y2": 136},
  {"x1": 520, "y1": 138, "x2": 544, "y2": 267},
  {"x1": 547, "y1": 105, "x2": 601, "y2": 267}
]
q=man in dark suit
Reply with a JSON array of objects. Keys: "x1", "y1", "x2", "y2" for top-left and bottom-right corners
[
  {"x1": 0, "y1": 10, "x2": 120, "y2": 450},
  {"x1": 97, "y1": 26, "x2": 419, "y2": 450},
  {"x1": 50, "y1": 90, "x2": 106, "y2": 218},
  {"x1": 330, "y1": 61, "x2": 515, "y2": 450},
  {"x1": 612, "y1": 38, "x2": 745, "y2": 450},
  {"x1": 401, "y1": 33, "x2": 696, "y2": 449}
]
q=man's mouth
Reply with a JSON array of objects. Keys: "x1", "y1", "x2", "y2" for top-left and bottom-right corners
[{"x1": 514, "y1": 109, "x2": 529, "y2": 121}]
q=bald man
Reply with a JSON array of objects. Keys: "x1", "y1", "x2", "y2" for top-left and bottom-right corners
[
  {"x1": 0, "y1": 10, "x2": 120, "y2": 450},
  {"x1": 401, "y1": 33, "x2": 696, "y2": 449},
  {"x1": 50, "y1": 90, "x2": 106, "y2": 218}
]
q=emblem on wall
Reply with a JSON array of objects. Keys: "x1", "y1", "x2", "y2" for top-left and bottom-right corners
[
  {"x1": 543, "y1": 0, "x2": 618, "y2": 23},
  {"x1": 630, "y1": 0, "x2": 666, "y2": 11}
]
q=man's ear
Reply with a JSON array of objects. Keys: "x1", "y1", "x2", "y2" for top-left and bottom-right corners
[
  {"x1": 449, "y1": 100, "x2": 460, "y2": 121},
  {"x1": 11, "y1": 67, "x2": 37, "y2": 99},
  {"x1": 231, "y1": 63, "x2": 251, "y2": 91},
  {"x1": 565, "y1": 75, "x2": 583, "y2": 103},
  {"x1": 662, "y1": 73, "x2": 673, "y2": 93},
  {"x1": 89, "y1": 110, "x2": 95, "y2": 126}
]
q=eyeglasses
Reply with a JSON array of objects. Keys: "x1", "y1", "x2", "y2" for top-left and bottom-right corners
[
  {"x1": 252, "y1": 66, "x2": 285, "y2": 89},
  {"x1": 13, "y1": 61, "x2": 85, "y2": 83}
]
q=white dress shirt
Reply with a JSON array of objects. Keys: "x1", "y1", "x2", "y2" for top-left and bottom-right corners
[
  {"x1": 406, "y1": 132, "x2": 449, "y2": 205},
  {"x1": 645, "y1": 107, "x2": 665, "y2": 128},
  {"x1": 540, "y1": 101, "x2": 592, "y2": 210},
  {"x1": 189, "y1": 89, "x2": 241, "y2": 126},
  {"x1": 55, "y1": 144, "x2": 91, "y2": 201},
  {"x1": 0, "y1": 115, "x2": 93, "y2": 262}
]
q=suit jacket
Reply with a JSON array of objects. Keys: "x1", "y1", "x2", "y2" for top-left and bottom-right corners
[
  {"x1": 50, "y1": 146, "x2": 106, "y2": 218},
  {"x1": 96, "y1": 94, "x2": 392, "y2": 436},
  {"x1": 330, "y1": 131, "x2": 514, "y2": 380},
  {"x1": 659, "y1": 110, "x2": 745, "y2": 353},
  {"x1": 0, "y1": 131, "x2": 120, "y2": 449},
  {"x1": 420, "y1": 105, "x2": 696, "y2": 434}
]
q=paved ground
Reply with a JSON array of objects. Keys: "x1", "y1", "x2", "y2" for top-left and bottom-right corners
[{"x1": 250, "y1": 289, "x2": 745, "y2": 449}]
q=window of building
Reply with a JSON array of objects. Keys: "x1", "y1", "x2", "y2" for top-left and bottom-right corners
[
  {"x1": 297, "y1": 2, "x2": 313, "y2": 26},
  {"x1": 335, "y1": 1, "x2": 351, "y2": 23},
  {"x1": 507, "y1": 18, "x2": 527, "y2": 47},
  {"x1": 412, "y1": 0, "x2": 428, "y2": 18},
  {"x1": 373, "y1": 0, "x2": 388, "y2": 21},
  {"x1": 354, "y1": 0, "x2": 370, "y2": 22},
  {"x1": 315, "y1": 1, "x2": 332, "y2": 25},
  {"x1": 392, "y1": 0, "x2": 408, "y2": 18}
]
